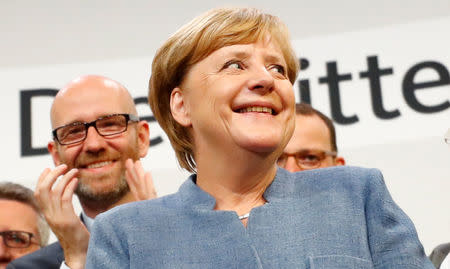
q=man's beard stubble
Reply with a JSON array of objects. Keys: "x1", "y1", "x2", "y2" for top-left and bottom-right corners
[
  {"x1": 58, "y1": 133, "x2": 140, "y2": 209},
  {"x1": 75, "y1": 173, "x2": 130, "y2": 208},
  {"x1": 71, "y1": 147, "x2": 134, "y2": 206}
]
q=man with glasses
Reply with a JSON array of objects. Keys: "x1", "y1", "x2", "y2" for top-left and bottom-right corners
[
  {"x1": 8, "y1": 75, "x2": 156, "y2": 269},
  {"x1": 0, "y1": 182, "x2": 49, "y2": 268},
  {"x1": 277, "y1": 103, "x2": 345, "y2": 172}
]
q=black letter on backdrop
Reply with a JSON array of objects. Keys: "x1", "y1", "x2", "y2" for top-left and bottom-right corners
[
  {"x1": 360, "y1": 55, "x2": 400, "y2": 119},
  {"x1": 402, "y1": 61, "x2": 450, "y2": 113},
  {"x1": 298, "y1": 58, "x2": 311, "y2": 104},
  {"x1": 134, "y1": 97, "x2": 163, "y2": 146},
  {"x1": 318, "y1": 61, "x2": 357, "y2": 124},
  {"x1": 20, "y1": 89, "x2": 58, "y2": 156}
]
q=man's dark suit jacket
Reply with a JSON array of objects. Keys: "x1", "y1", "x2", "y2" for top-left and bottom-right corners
[
  {"x1": 429, "y1": 242, "x2": 450, "y2": 269},
  {"x1": 6, "y1": 241, "x2": 64, "y2": 269}
]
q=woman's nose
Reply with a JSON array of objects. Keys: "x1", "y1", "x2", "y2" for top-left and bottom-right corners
[{"x1": 247, "y1": 67, "x2": 275, "y2": 94}]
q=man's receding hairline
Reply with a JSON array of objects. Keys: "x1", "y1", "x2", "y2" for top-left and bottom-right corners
[
  {"x1": 50, "y1": 76, "x2": 137, "y2": 127},
  {"x1": 0, "y1": 199, "x2": 43, "y2": 242}
]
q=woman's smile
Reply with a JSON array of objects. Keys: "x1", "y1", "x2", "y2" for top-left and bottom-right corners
[{"x1": 176, "y1": 40, "x2": 295, "y2": 155}]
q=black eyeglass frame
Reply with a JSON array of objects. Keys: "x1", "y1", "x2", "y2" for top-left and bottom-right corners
[
  {"x1": 0, "y1": 230, "x2": 37, "y2": 248},
  {"x1": 52, "y1": 113, "x2": 140, "y2": 145}
]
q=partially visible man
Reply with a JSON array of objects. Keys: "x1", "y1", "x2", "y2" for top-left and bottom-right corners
[
  {"x1": 445, "y1": 128, "x2": 450, "y2": 145},
  {"x1": 0, "y1": 182, "x2": 49, "y2": 269},
  {"x1": 428, "y1": 128, "x2": 450, "y2": 269},
  {"x1": 277, "y1": 103, "x2": 345, "y2": 172},
  {"x1": 7, "y1": 75, "x2": 156, "y2": 269},
  {"x1": 430, "y1": 242, "x2": 450, "y2": 269}
]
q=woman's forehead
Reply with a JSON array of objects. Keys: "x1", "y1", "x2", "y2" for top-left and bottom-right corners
[{"x1": 204, "y1": 40, "x2": 285, "y2": 63}]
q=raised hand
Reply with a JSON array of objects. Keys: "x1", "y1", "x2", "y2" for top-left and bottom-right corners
[
  {"x1": 34, "y1": 164, "x2": 89, "y2": 269},
  {"x1": 125, "y1": 159, "x2": 157, "y2": 201}
]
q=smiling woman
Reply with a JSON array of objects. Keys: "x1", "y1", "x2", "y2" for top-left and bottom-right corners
[
  {"x1": 85, "y1": 7, "x2": 434, "y2": 268},
  {"x1": 170, "y1": 40, "x2": 295, "y2": 166},
  {"x1": 149, "y1": 7, "x2": 299, "y2": 172}
]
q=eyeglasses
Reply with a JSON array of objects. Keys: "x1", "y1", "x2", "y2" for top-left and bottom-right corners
[
  {"x1": 0, "y1": 230, "x2": 38, "y2": 248},
  {"x1": 52, "y1": 113, "x2": 139, "y2": 145},
  {"x1": 277, "y1": 149, "x2": 337, "y2": 169}
]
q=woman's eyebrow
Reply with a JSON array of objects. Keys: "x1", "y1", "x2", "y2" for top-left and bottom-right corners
[
  {"x1": 222, "y1": 50, "x2": 251, "y2": 60},
  {"x1": 264, "y1": 53, "x2": 286, "y2": 65}
]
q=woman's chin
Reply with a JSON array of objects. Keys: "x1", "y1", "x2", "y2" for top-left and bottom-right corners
[{"x1": 233, "y1": 135, "x2": 282, "y2": 154}]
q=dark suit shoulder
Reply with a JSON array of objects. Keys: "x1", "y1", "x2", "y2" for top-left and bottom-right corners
[
  {"x1": 7, "y1": 241, "x2": 64, "y2": 269},
  {"x1": 429, "y1": 242, "x2": 450, "y2": 268}
]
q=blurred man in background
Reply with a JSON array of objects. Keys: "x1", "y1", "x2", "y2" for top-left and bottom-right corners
[
  {"x1": 0, "y1": 182, "x2": 49, "y2": 269},
  {"x1": 428, "y1": 129, "x2": 450, "y2": 269},
  {"x1": 277, "y1": 103, "x2": 345, "y2": 172}
]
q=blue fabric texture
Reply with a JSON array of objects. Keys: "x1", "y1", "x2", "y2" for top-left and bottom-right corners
[{"x1": 85, "y1": 166, "x2": 433, "y2": 269}]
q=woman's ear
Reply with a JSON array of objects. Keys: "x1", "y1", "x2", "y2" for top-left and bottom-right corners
[{"x1": 170, "y1": 87, "x2": 192, "y2": 127}]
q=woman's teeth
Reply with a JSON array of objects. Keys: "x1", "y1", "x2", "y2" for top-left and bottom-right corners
[{"x1": 239, "y1": 106, "x2": 273, "y2": 114}]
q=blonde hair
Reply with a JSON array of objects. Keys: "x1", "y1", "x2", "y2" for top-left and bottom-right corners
[{"x1": 149, "y1": 7, "x2": 299, "y2": 172}]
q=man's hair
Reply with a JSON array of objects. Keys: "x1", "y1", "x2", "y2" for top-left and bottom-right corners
[
  {"x1": 0, "y1": 182, "x2": 50, "y2": 246},
  {"x1": 295, "y1": 103, "x2": 338, "y2": 152},
  {"x1": 149, "y1": 7, "x2": 299, "y2": 173}
]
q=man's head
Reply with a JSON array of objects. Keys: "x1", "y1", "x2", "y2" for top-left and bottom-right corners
[
  {"x1": 47, "y1": 75, "x2": 150, "y2": 208},
  {"x1": 0, "y1": 182, "x2": 49, "y2": 268},
  {"x1": 277, "y1": 103, "x2": 345, "y2": 172}
]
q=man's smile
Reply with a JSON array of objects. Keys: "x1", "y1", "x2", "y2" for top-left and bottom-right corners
[{"x1": 78, "y1": 160, "x2": 117, "y2": 172}]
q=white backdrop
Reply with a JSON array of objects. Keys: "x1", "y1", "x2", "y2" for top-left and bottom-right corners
[{"x1": 1, "y1": 1, "x2": 449, "y2": 254}]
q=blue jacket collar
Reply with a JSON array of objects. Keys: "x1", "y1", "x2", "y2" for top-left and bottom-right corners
[{"x1": 177, "y1": 167, "x2": 296, "y2": 210}]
